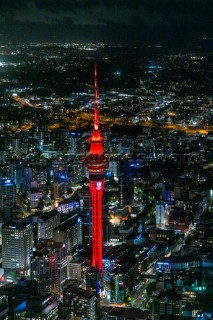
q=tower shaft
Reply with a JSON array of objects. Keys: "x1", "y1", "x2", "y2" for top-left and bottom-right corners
[
  {"x1": 84, "y1": 64, "x2": 109, "y2": 273},
  {"x1": 90, "y1": 176, "x2": 104, "y2": 271}
]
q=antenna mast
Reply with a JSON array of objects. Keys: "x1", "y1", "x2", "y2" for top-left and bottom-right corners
[{"x1": 94, "y1": 63, "x2": 99, "y2": 131}]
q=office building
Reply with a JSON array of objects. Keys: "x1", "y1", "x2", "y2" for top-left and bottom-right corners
[
  {"x1": 62, "y1": 286, "x2": 96, "y2": 320},
  {"x1": 30, "y1": 240, "x2": 67, "y2": 297},
  {"x1": 53, "y1": 215, "x2": 82, "y2": 253},
  {"x1": 86, "y1": 266, "x2": 101, "y2": 296},
  {"x1": 152, "y1": 289, "x2": 182, "y2": 319},
  {"x1": 0, "y1": 179, "x2": 16, "y2": 210},
  {"x1": 8, "y1": 161, "x2": 24, "y2": 191},
  {"x1": 32, "y1": 209, "x2": 60, "y2": 241},
  {"x1": 2, "y1": 220, "x2": 34, "y2": 282},
  {"x1": 68, "y1": 256, "x2": 88, "y2": 281},
  {"x1": 78, "y1": 187, "x2": 92, "y2": 245}
]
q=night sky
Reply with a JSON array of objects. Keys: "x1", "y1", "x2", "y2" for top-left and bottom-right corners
[{"x1": 0, "y1": 0, "x2": 213, "y2": 47}]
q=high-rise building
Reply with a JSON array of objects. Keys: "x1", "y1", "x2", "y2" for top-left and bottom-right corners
[
  {"x1": 78, "y1": 187, "x2": 92, "y2": 245},
  {"x1": 2, "y1": 220, "x2": 34, "y2": 282},
  {"x1": 70, "y1": 160, "x2": 85, "y2": 185},
  {"x1": 27, "y1": 190, "x2": 43, "y2": 209},
  {"x1": 30, "y1": 240, "x2": 67, "y2": 296},
  {"x1": 0, "y1": 178, "x2": 16, "y2": 210},
  {"x1": 32, "y1": 209, "x2": 60, "y2": 241},
  {"x1": 67, "y1": 132, "x2": 80, "y2": 158},
  {"x1": 62, "y1": 286, "x2": 96, "y2": 320},
  {"x1": 109, "y1": 158, "x2": 119, "y2": 181},
  {"x1": 53, "y1": 214, "x2": 83, "y2": 253},
  {"x1": 83, "y1": 64, "x2": 109, "y2": 274},
  {"x1": 68, "y1": 256, "x2": 88, "y2": 281},
  {"x1": 86, "y1": 266, "x2": 101, "y2": 295},
  {"x1": 149, "y1": 223, "x2": 156, "y2": 241},
  {"x1": 8, "y1": 161, "x2": 24, "y2": 192},
  {"x1": 11, "y1": 137, "x2": 28, "y2": 157},
  {"x1": 23, "y1": 164, "x2": 48, "y2": 193},
  {"x1": 1, "y1": 278, "x2": 38, "y2": 319},
  {"x1": 118, "y1": 172, "x2": 134, "y2": 206},
  {"x1": 0, "y1": 150, "x2": 6, "y2": 164},
  {"x1": 53, "y1": 161, "x2": 70, "y2": 184},
  {"x1": 53, "y1": 181, "x2": 64, "y2": 200},
  {"x1": 156, "y1": 201, "x2": 171, "y2": 226},
  {"x1": 152, "y1": 289, "x2": 182, "y2": 319}
]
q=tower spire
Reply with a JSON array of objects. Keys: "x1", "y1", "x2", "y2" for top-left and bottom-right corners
[
  {"x1": 89, "y1": 63, "x2": 104, "y2": 155},
  {"x1": 94, "y1": 63, "x2": 99, "y2": 131}
]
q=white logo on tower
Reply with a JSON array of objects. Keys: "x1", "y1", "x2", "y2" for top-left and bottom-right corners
[{"x1": 96, "y1": 181, "x2": 102, "y2": 190}]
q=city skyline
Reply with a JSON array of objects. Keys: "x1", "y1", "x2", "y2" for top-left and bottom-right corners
[
  {"x1": 0, "y1": 14, "x2": 212, "y2": 317},
  {"x1": 0, "y1": 0, "x2": 212, "y2": 49}
]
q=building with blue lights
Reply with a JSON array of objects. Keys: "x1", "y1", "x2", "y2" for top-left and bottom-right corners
[
  {"x1": 156, "y1": 256, "x2": 202, "y2": 274},
  {"x1": 14, "y1": 295, "x2": 58, "y2": 320},
  {"x1": 102, "y1": 241, "x2": 160, "y2": 303},
  {"x1": 8, "y1": 161, "x2": 24, "y2": 192},
  {"x1": 0, "y1": 179, "x2": 16, "y2": 211},
  {"x1": 53, "y1": 162, "x2": 70, "y2": 184},
  {"x1": 56, "y1": 198, "x2": 80, "y2": 214}
]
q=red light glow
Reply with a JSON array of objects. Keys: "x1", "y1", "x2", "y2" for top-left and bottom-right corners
[{"x1": 84, "y1": 64, "x2": 109, "y2": 274}]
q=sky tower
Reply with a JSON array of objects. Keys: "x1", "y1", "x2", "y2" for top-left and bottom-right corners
[{"x1": 84, "y1": 64, "x2": 109, "y2": 273}]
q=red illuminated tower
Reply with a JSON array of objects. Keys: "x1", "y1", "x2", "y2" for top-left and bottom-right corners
[{"x1": 84, "y1": 64, "x2": 109, "y2": 273}]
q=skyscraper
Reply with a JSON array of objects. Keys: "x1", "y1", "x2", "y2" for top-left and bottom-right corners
[
  {"x1": 30, "y1": 240, "x2": 67, "y2": 296},
  {"x1": 62, "y1": 286, "x2": 96, "y2": 320},
  {"x1": 0, "y1": 179, "x2": 16, "y2": 210},
  {"x1": 84, "y1": 64, "x2": 109, "y2": 273},
  {"x1": 2, "y1": 220, "x2": 34, "y2": 282}
]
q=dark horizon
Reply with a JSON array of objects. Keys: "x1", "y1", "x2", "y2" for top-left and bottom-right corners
[{"x1": 0, "y1": 0, "x2": 212, "y2": 50}]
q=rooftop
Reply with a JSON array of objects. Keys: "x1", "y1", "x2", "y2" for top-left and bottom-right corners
[
  {"x1": 54, "y1": 214, "x2": 80, "y2": 231},
  {"x1": 156, "y1": 288, "x2": 182, "y2": 300},
  {"x1": 35, "y1": 209, "x2": 60, "y2": 221},
  {"x1": 103, "y1": 307, "x2": 150, "y2": 320}
]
